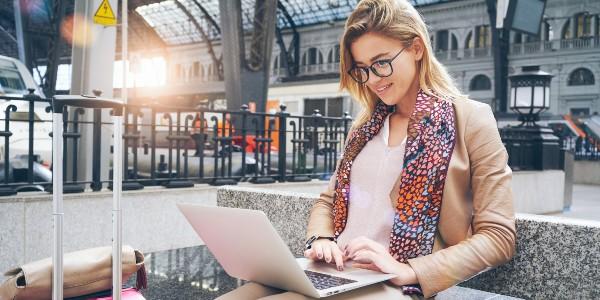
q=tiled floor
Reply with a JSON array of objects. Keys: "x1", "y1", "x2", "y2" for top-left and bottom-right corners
[{"x1": 548, "y1": 184, "x2": 600, "y2": 221}]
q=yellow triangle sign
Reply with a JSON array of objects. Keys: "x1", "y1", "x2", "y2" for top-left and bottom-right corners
[{"x1": 94, "y1": 0, "x2": 117, "y2": 26}]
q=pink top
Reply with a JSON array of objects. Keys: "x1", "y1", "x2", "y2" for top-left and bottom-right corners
[{"x1": 336, "y1": 114, "x2": 406, "y2": 250}]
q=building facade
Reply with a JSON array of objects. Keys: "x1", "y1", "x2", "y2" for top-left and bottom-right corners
[{"x1": 130, "y1": 0, "x2": 600, "y2": 117}]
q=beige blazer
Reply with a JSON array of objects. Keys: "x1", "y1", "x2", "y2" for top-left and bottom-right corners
[{"x1": 306, "y1": 99, "x2": 516, "y2": 298}]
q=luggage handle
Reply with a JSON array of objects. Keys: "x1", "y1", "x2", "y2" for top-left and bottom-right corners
[{"x1": 52, "y1": 95, "x2": 125, "y2": 300}]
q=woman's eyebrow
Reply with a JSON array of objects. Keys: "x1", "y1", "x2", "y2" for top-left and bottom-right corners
[{"x1": 354, "y1": 52, "x2": 391, "y2": 65}]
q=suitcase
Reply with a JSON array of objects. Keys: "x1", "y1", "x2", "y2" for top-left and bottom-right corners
[{"x1": 52, "y1": 95, "x2": 125, "y2": 300}]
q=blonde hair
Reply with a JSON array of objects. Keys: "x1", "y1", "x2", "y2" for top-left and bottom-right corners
[{"x1": 340, "y1": 0, "x2": 467, "y2": 128}]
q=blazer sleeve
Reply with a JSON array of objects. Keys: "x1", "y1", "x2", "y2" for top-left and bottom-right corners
[
  {"x1": 406, "y1": 103, "x2": 517, "y2": 298},
  {"x1": 305, "y1": 172, "x2": 337, "y2": 240}
]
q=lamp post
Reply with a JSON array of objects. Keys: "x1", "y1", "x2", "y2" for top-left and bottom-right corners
[
  {"x1": 502, "y1": 66, "x2": 561, "y2": 170},
  {"x1": 509, "y1": 66, "x2": 552, "y2": 126}
]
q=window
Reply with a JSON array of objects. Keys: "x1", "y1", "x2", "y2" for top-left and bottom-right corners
[
  {"x1": 568, "y1": 68, "x2": 595, "y2": 86},
  {"x1": 575, "y1": 13, "x2": 593, "y2": 38},
  {"x1": 563, "y1": 13, "x2": 597, "y2": 39},
  {"x1": 570, "y1": 108, "x2": 589, "y2": 116},
  {"x1": 303, "y1": 97, "x2": 343, "y2": 127},
  {"x1": 465, "y1": 31, "x2": 474, "y2": 49},
  {"x1": 469, "y1": 75, "x2": 492, "y2": 91},
  {"x1": 562, "y1": 20, "x2": 572, "y2": 40},
  {"x1": 475, "y1": 25, "x2": 491, "y2": 48},
  {"x1": 436, "y1": 30, "x2": 449, "y2": 51},
  {"x1": 0, "y1": 62, "x2": 26, "y2": 94},
  {"x1": 451, "y1": 34, "x2": 458, "y2": 50},
  {"x1": 302, "y1": 47, "x2": 322, "y2": 66},
  {"x1": 327, "y1": 45, "x2": 340, "y2": 63},
  {"x1": 192, "y1": 61, "x2": 202, "y2": 78}
]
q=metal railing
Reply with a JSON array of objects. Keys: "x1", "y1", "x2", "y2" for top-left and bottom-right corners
[
  {"x1": 560, "y1": 135, "x2": 600, "y2": 161},
  {"x1": 0, "y1": 92, "x2": 352, "y2": 196},
  {"x1": 509, "y1": 37, "x2": 600, "y2": 55},
  {"x1": 3, "y1": 91, "x2": 597, "y2": 196}
]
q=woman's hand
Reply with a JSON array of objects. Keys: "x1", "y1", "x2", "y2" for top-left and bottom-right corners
[
  {"x1": 344, "y1": 236, "x2": 418, "y2": 286},
  {"x1": 304, "y1": 239, "x2": 346, "y2": 271}
]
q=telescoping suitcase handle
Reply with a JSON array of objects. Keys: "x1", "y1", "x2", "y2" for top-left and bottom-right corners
[{"x1": 51, "y1": 95, "x2": 125, "y2": 300}]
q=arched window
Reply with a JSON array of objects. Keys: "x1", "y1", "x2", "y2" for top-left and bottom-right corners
[
  {"x1": 475, "y1": 25, "x2": 491, "y2": 48},
  {"x1": 451, "y1": 34, "x2": 458, "y2": 50},
  {"x1": 192, "y1": 62, "x2": 204, "y2": 78},
  {"x1": 469, "y1": 74, "x2": 492, "y2": 91},
  {"x1": 465, "y1": 31, "x2": 474, "y2": 49},
  {"x1": 327, "y1": 45, "x2": 340, "y2": 63},
  {"x1": 563, "y1": 12, "x2": 595, "y2": 40},
  {"x1": 562, "y1": 20, "x2": 572, "y2": 39},
  {"x1": 436, "y1": 30, "x2": 449, "y2": 51},
  {"x1": 568, "y1": 68, "x2": 595, "y2": 86},
  {"x1": 302, "y1": 47, "x2": 323, "y2": 66},
  {"x1": 575, "y1": 12, "x2": 593, "y2": 38}
]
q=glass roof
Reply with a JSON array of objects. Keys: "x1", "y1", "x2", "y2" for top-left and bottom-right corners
[{"x1": 135, "y1": 0, "x2": 454, "y2": 46}]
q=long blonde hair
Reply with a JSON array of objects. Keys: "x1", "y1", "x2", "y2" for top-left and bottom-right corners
[{"x1": 340, "y1": 0, "x2": 466, "y2": 128}]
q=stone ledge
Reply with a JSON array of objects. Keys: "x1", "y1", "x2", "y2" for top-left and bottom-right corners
[{"x1": 216, "y1": 185, "x2": 600, "y2": 300}]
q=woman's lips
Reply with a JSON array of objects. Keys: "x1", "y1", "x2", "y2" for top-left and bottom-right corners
[{"x1": 375, "y1": 83, "x2": 392, "y2": 95}]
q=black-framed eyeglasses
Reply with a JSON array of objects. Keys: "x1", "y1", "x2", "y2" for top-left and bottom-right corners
[{"x1": 347, "y1": 48, "x2": 406, "y2": 84}]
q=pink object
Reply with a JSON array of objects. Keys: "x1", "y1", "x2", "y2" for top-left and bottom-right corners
[{"x1": 90, "y1": 288, "x2": 146, "y2": 300}]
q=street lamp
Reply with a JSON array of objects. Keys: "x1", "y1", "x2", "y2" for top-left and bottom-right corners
[
  {"x1": 502, "y1": 65, "x2": 560, "y2": 170},
  {"x1": 509, "y1": 66, "x2": 553, "y2": 126}
]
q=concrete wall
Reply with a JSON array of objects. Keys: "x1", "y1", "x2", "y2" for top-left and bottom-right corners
[
  {"x1": 0, "y1": 181, "x2": 329, "y2": 274},
  {"x1": 0, "y1": 170, "x2": 566, "y2": 275},
  {"x1": 573, "y1": 160, "x2": 600, "y2": 185},
  {"x1": 512, "y1": 170, "x2": 565, "y2": 214}
]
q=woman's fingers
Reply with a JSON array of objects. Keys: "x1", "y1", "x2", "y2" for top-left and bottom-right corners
[
  {"x1": 304, "y1": 241, "x2": 345, "y2": 271},
  {"x1": 330, "y1": 244, "x2": 345, "y2": 271},
  {"x1": 345, "y1": 236, "x2": 384, "y2": 258},
  {"x1": 351, "y1": 249, "x2": 375, "y2": 264},
  {"x1": 351, "y1": 263, "x2": 381, "y2": 272},
  {"x1": 303, "y1": 249, "x2": 316, "y2": 259},
  {"x1": 313, "y1": 242, "x2": 324, "y2": 260},
  {"x1": 322, "y1": 244, "x2": 333, "y2": 263}
]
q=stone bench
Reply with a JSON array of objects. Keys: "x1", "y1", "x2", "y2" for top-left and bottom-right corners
[{"x1": 217, "y1": 186, "x2": 600, "y2": 300}]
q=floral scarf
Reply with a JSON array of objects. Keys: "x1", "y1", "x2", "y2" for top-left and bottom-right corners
[{"x1": 333, "y1": 89, "x2": 456, "y2": 264}]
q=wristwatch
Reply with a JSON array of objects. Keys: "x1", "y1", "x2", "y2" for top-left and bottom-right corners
[{"x1": 305, "y1": 235, "x2": 336, "y2": 250}]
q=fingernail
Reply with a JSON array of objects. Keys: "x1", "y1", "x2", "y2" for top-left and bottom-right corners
[
  {"x1": 326, "y1": 258, "x2": 330, "y2": 263},
  {"x1": 317, "y1": 253, "x2": 322, "y2": 259},
  {"x1": 344, "y1": 250, "x2": 348, "y2": 256},
  {"x1": 337, "y1": 266, "x2": 343, "y2": 271}
]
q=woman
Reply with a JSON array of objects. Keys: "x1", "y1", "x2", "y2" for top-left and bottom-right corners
[{"x1": 220, "y1": 0, "x2": 515, "y2": 298}]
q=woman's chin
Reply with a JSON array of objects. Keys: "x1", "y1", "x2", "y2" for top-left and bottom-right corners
[{"x1": 379, "y1": 97, "x2": 399, "y2": 107}]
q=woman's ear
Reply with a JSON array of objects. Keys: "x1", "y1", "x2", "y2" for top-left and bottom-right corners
[{"x1": 411, "y1": 37, "x2": 424, "y2": 61}]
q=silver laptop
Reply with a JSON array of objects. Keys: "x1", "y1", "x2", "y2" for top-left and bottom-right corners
[{"x1": 177, "y1": 204, "x2": 397, "y2": 298}]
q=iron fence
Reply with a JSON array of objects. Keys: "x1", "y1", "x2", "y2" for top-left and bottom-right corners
[
  {"x1": 2, "y1": 92, "x2": 595, "y2": 196},
  {"x1": 0, "y1": 92, "x2": 352, "y2": 196}
]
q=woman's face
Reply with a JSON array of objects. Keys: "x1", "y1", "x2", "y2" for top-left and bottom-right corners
[{"x1": 349, "y1": 32, "x2": 423, "y2": 107}]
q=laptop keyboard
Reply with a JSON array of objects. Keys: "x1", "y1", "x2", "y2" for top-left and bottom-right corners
[{"x1": 304, "y1": 270, "x2": 357, "y2": 290}]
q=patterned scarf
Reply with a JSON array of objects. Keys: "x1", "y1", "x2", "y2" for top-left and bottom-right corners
[{"x1": 333, "y1": 89, "x2": 456, "y2": 263}]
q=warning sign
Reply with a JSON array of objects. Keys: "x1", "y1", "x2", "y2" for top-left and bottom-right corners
[{"x1": 93, "y1": 0, "x2": 117, "y2": 26}]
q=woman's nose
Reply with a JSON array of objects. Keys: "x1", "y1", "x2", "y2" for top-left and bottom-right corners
[{"x1": 366, "y1": 70, "x2": 382, "y2": 86}]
